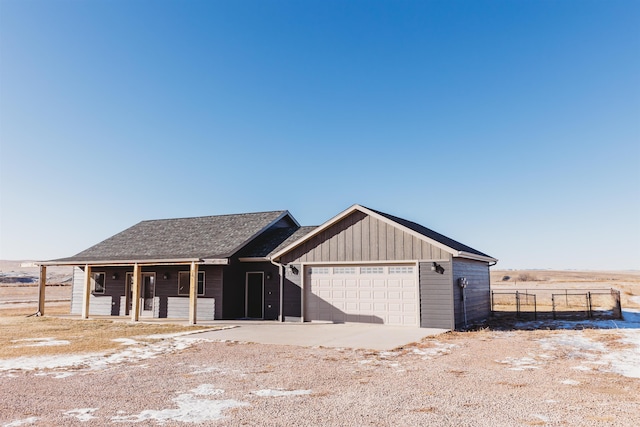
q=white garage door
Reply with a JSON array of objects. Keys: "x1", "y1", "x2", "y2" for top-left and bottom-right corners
[{"x1": 306, "y1": 265, "x2": 419, "y2": 326}]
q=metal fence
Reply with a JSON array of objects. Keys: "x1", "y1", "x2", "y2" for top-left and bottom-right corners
[
  {"x1": 491, "y1": 288, "x2": 622, "y2": 320},
  {"x1": 491, "y1": 291, "x2": 537, "y2": 320}
]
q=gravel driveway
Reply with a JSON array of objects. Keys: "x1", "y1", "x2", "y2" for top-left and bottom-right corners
[{"x1": 1, "y1": 327, "x2": 639, "y2": 426}]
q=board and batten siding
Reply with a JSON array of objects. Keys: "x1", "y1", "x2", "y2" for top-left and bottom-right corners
[
  {"x1": 452, "y1": 258, "x2": 491, "y2": 328},
  {"x1": 419, "y1": 260, "x2": 455, "y2": 329},
  {"x1": 280, "y1": 211, "x2": 449, "y2": 264}
]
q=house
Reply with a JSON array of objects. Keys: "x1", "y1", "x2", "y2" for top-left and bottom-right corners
[{"x1": 38, "y1": 204, "x2": 497, "y2": 329}]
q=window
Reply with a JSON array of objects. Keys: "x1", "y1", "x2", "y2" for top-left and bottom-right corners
[
  {"x1": 178, "y1": 271, "x2": 205, "y2": 296},
  {"x1": 91, "y1": 272, "x2": 106, "y2": 294},
  {"x1": 333, "y1": 267, "x2": 356, "y2": 274},
  {"x1": 310, "y1": 267, "x2": 329, "y2": 274},
  {"x1": 389, "y1": 266, "x2": 414, "y2": 274},
  {"x1": 360, "y1": 267, "x2": 384, "y2": 274}
]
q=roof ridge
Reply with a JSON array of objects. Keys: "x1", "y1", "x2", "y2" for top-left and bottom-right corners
[{"x1": 139, "y1": 210, "x2": 289, "y2": 223}]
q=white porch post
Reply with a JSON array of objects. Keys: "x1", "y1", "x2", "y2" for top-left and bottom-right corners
[
  {"x1": 189, "y1": 261, "x2": 198, "y2": 325},
  {"x1": 131, "y1": 264, "x2": 141, "y2": 322},
  {"x1": 37, "y1": 265, "x2": 46, "y2": 315},
  {"x1": 81, "y1": 265, "x2": 92, "y2": 319}
]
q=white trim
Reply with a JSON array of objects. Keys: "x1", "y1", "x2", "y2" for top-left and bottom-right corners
[
  {"x1": 245, "y1": 271, "x2": 264, "y2": 319},
  {"x1": 140, "y1": 272, "x2": 156, "y2": 316},
  {"x1": 299, "y1": 259, "x2": 430, "y2": 267},
  {"x1": 200, "y1": 258, "x2": 229, "y2": 265},
  {"x1": 125, "y1": 272, "x2": 133, "y2": 316},
  {"x1": 91, "y1": 271, "x2": 106, "y2": 294},
  {"x1": 455, "y1": 252, "x2": 498, "y2": 263},
  {"x1": 39, "y1": 258, "x2": 203, "y2": 267},
  {"x1": 300, "y1": 262, "x2": 305, "y2": 323},
  {"x1": 238, "y1": 257, "x2": 270, "y2": 262},
  {"x1": 178, "y1": 271, "x2": 206, "y2": 296}
]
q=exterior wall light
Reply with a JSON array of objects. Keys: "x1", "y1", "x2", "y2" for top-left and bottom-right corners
[
  {"x1": 431, "y1": 262, "x2": 445, "y2": 274},
  {"x1": 163, "y1": 273, "x2": 170, "y2": 280},
  {"x1": 112, "y1": 273, "x2": 119, "y2": 280},
  {"x1": 266, "y1": 272, "x2": 272, "y2": 280}
]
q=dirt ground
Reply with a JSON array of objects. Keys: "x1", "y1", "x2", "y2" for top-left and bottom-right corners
[
  {"x1": 1, "y1": 328, "x2": 639, "y2": 426},
  {"x1": 0, "y1": 270, "x2": 639, "y2": 426}
]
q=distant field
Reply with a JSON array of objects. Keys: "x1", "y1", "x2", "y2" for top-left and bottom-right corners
[{"x1": 491, "y1": 270, "x2": 640, "y2": 310}]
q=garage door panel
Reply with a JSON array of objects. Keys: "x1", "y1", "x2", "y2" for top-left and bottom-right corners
[
  {"x1": 373, "y1": 290, "x2": 386, "y2": 299},
  {"x1": 307, "y1": 264, "x2": 418, "y2": 326}
]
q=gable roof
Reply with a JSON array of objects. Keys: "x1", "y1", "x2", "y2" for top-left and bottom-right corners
[
  {"x1": 271, "y1": 204, "x2": 497, "y2": 263},
  {"x1": 238, "y1": 226, "x2": 319, "y2": 260},
  {"x1": 48, "y1": 211, "x2": 296, "y2": 265}
]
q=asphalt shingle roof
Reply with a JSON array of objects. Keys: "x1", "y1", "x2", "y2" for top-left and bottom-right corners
[
  {"x1": 238, "y1": 226, "x2": 318, "y2": 258},
  {"x1": 366, "y1": 207, "x2": 493, "y2": 259},
  {"x1": 53, "y1": 211, "x2": 290, "y2": 263}
]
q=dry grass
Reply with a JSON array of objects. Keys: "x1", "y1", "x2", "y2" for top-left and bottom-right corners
[
  {"x1": 0, "y1": 316, "x2": 211, "y2": 359},
  {"x1": 491, "y1": 269, "x2": 640, "y2": 284}
]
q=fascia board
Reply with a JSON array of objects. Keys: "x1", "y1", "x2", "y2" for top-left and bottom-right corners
[
  {"x1": 39, "y1": 258, "x2": 202, "y2": 266},
  {"x1": 455, "y1": 252, "x2": 498, "y2": 263},
  {"x1": 238, "y1": 257, "x2": 270, "y2": 262}
]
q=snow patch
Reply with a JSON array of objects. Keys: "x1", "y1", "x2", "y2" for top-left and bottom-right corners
[
  {"x1": 539, "y1": 334, "x2": 606, "y2": 354},
  {"x1": 411, "y1": 342, "x2": 456, "y2": 359},
  {"x1": 538, "y1": 329, "x2": 640, "y2": 379},
  {"x1": 3, "y1": 417, "x2": 38, "y2": 427},
  {"x1": 35, "y1": 371, "x2": 76, "y2": 379},
  {"x1": 190, "y1": 365, "x2": 225, "y2": 375},
  {"x1": 112, "y1": 338, "x2": 139, "y2": 346},
  {"x1": 63, "y1": 408, "x2": 98, "y2": 422},
  {"x1": 190, "y1": 384, "x2": 224, "y2": 396},
  {"x1": 111, "y1": 394, "x2": 248, "y2": 423},
  {"x1": 252, "y1": 389, "x2": 312, "y2": 397},
  {"x1": 561, "y1": 379, "x2": 580, "y2": 385},
  {"x1": 11, "y1": 337, "x2": 70, "y2": 347},
  {"x1": 0, "y1": 336, "x2": 207, "y2": 375},
  {"x1": 498, "y1": 356, "x2": 540, "y2": 370}
]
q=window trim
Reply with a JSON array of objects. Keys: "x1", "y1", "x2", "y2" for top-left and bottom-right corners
[
  {"x1": 178, "y1": 271, "x2": 205, "y2": 296},
  {"x1": 91, "y1": 272, "x2": 106, "y2": 294}
]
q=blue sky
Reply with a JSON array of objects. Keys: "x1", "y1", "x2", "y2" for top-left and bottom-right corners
[{"x1": 1, "y1": 0, "x2": 638, "y2": 270}]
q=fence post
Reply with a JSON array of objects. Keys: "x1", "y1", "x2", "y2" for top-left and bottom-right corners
[
  {"x1": 491, "y1": 291, "x2": 494, "y2": 315},
  {"x1": 612, "y1": 289, "x2": 622, "y2": 319},
  {"x1": 533, "y1": 294, "x2": 537, "y2": 321},
  {"x1": 552, "y1": 294, "x2": 556, "y2": 320},
  {"x1": 587, "y1": 292, "x2": 592, "y2": 318},
  {"x1": 516, "y1": 291, "x2": 520, "y2": 318}
]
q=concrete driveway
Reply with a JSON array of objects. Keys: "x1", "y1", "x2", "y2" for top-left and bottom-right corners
[{"x1": 185, "y1": 321, "x2": 448, "y2": 351}]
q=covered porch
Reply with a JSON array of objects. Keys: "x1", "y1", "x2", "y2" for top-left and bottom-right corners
[{"x1": 37, "y1": 259, "x2": 222, "y2": 325}]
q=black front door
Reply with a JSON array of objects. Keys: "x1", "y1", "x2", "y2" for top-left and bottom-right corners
[{"x1": 246, "y1": 272, "x2": 264, "y2": 319}]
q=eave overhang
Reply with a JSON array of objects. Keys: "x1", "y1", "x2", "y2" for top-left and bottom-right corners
[{"x1": 39, "y1": 257, "x2": 229, "y2": 267}]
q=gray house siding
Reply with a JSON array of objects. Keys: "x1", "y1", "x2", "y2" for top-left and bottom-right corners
[
  {"x1": 71, "y1": 267, "x2": 124, "y2": 316},
  {"x1": 452, "y1": 258, "x2": 490, "y2": 328},
  {"x1": 419, "y1": 260, "x2": 455, "y2": 329},
  {"x1": 71, "y1": 265, "x2": 221, "y2": 319},
  {"x1": 282, "y1": 264, "x2": 302, "y2": 320},
  {"x1": 222, "y1": 261, "x2": 280, "y2": 320},
  {"x1": 280, "y1": 211, "x2": 449, "y2": 264}
]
